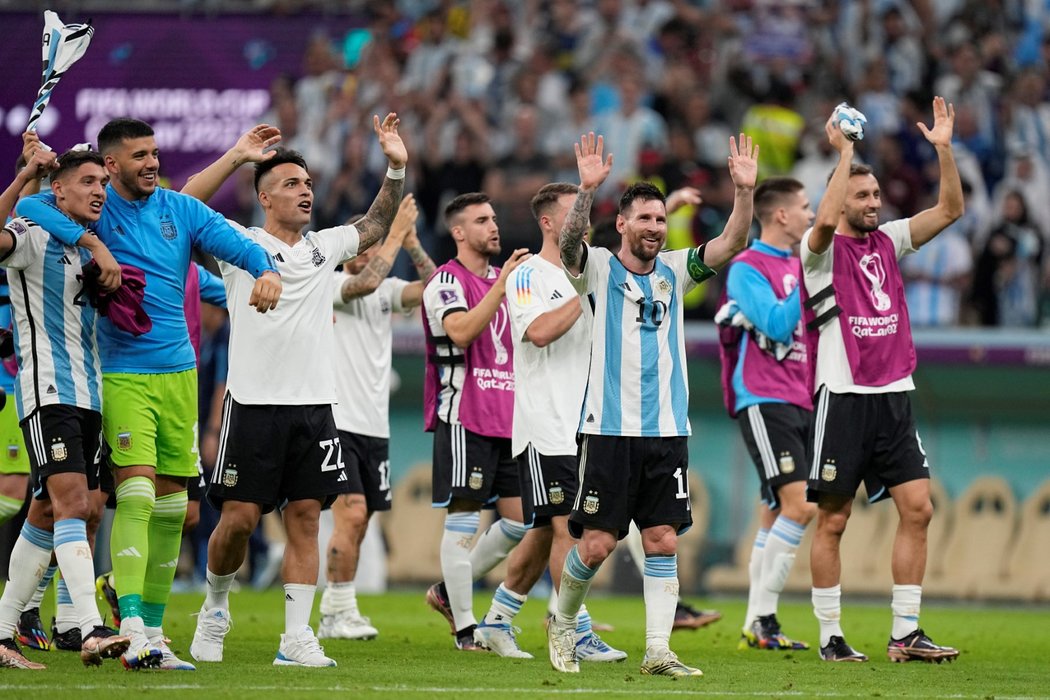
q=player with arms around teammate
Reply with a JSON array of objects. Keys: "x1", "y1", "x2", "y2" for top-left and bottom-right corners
[
  {"x1": 803, "y1": 98, "x2": 962, "y2": 664},
  {"x1": 15, "y1": 118, "x2": 283, "y2": 670},
  {"x1": 421, "y1": 193, "x2": 531, "y2": 651},
  {"x1": 716, "y1": 177, "x2": 816, "y2": 651},
  {"x1": 0, "y1": 148, "x2": 130, "y2": 670},
  {"x1": 472, "y1": 181, "x2": 625, "y2": 662},
  {"x1": 190, "y1": 114, "x2": 408, "y2": 667},
  {"x1": 547, "y1": 132, "x2": 758, "y2": 677},
  {"x1": 318, "y1": 193, "x2": 436, "y2": 641}
]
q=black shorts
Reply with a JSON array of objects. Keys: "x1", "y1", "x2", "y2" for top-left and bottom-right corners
[
  {"x1": 569, "y1": 434, "x2": 693, "y2": 540},
  {"x1": 431, "y1": 421, "x2": 519, "y2": 507},
  {"x1": 738, "y1": 403, "x2": 812, "y2": 510},
  {"x1": 518, "y1": 444, "x2": 577, "y2": 528},
  {"x1": 807, "y1": 388, "x2": 929, "y2": 504},
  {"x1": 21, "y1": 405, "x2": 102, "y2": 501},
  {"x1": 207, "y1": 395, "x2": 351, "y2": 514},
  {"x1": 339, "y1": 430, "x2": 392, "y2": 513},
  {"x1": 187, "y1": 460, "x2": 205, "y2": 502}
]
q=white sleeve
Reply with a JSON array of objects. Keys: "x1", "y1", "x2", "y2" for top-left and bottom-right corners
[
  {"x1": 422, "y1": 272, "x2": 468, "y2": 336},
  {"x1": 386, "y1": 278, "x2": 412, "y2": 314},
  {"x1": 800, "y1": 228, "x2": 834, "y2": 296},
  {"x1": 0, "y1": 218, "x2": 47, "y2": 271},
  {"x1": 506, "y1": 265, "x2": 550, "y2": 343},
  {"x1": 565, "y1": 244, "x2": 610, "y2": 295},
  {"x1": 332, "y1": 270, "x2": 348, "y2": 308},
  {"x1": 884, "y1": 218, "x2": 918, "y2": 259},
  {"x1": 316, "y1": 225, "x2": 360, "y2": 263}
]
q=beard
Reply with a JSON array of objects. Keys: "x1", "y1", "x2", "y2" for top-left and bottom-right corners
[
  {"x1": 845, "y1": 209, "x2": 879, "y2": 233},
  {"x1": 627, "y1": 235, "x2": 661, "y2": 263}
]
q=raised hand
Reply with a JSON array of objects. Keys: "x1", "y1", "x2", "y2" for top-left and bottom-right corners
[
  {"x1": 22, "y1": 148, "x2": 58, "y2": 180},
  {"x1": 824, "y1": 114, "x2": 853, "y2": 153},
  {"x1": 727, "y1": 134, "x2": 759, "y2": 190},
  {"x1": 374, "y1": 113, "x2": 408, "y2": 169},
  {"x1": 391, "y1": 193, "x2": 419, "y2": 242},
  {"x1": 497, "y1": 248, "x2": 532, "y2": 286},
  {"x1": 575, "y1": 132, "x2": 613, "y2": 192},
  {"x1": 917, "y1": 96, "x2": 955, "y2": 148},
  {"x1": 231, "y1": 124, "x2": 282, "y2": 165},
  {"x1": 667, "y1": 187, "x2": 702, "y2": 214}
]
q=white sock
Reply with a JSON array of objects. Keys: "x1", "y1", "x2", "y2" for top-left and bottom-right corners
[
  {"x1": 483, "y1": 583, "x2": 526, "y2": 625},
  {"x1": 743, "y1": 528, "x2": 768, "y2": 630},
  {"x1": 54, "y1": 518, "x2": 102, "y2": 633},
  {"x1": 891, "y1": 584, "x2": 922, "y2": 639},
  {"x1": 555, "y1": 546, "x2": 597, "y2": 629},
  {"x1": 204, "y1": 569, "x2": 237, "y2": 610},
  {"x1": 27, "y1": 564, "x2": 57, "y2": 610},
  {"x1": 643, "y1": 554, "x2": 679, "y2": 653},
  {"x1": 320, "y1": 581, "x2": 357, "y2": 616},
  {"x1": 625, "y1": 522, "x2": 645, "y2": 575},
  {"x1": 144, "y1": 625, "x2": 165, "y2": 645},
  {"x1": 468, "y1": 519, "x2": 525, "y2": 580},
  {"x1": 284, "y1": 583, "x2": 316, "y2": 635},
  {"x1": 441, "y1": 512, "x2": 480, "y2": 631},
  {"x1": 812, "y1": 585, "x2": 844, "y2": 647},
  {"x1": 547, "y1": 586, "x2": 558, "y2": 617},
  {"x1": 756, "y1": 517, "x2": 804, "y2": 617},
  {"x1": 54, "y1": 578, "x2": 80, "y2": 634},
  {"x1": 0, "y1": 524, "x2": 53, "y2": 639}
]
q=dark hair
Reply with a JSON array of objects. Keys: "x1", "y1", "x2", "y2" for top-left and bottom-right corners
[
  {"x1": 589, "y1": 218, "x2": 620, "y2": 253},
  {"x1": 97, "y1": 118, "x2": 154, "y2": 154},
  {"x1": 826, "y1": 162, "x2": 874, "y2": 185},
  {"x1": 444, "y1": 192, "x2": 490, "y2": 226},
  {"x1": 618, "y1": 181, "x2": 665, "y2": 215},
  {"x1": 530, "y1": 182, "x2": 579, "y2": 221},
  {"x1": 753, "y1": 177, "x2": 805, "y2": 223},
  {"x1": 51, "y1": 148, "x2": 105, "y2": 184},
  {"x1": 254, "y1": 148, "x2": 309, "y2": 192}
]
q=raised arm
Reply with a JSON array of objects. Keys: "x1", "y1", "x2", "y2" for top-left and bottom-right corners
[
  {"x1": 1, "y1": 149, "x2": 55, "y2": 219},
  {"x1": 339, "y1": 194, "x2": 417, "y2": 302},
  {"x1": 702, "y1": 134, "x2": 758, "y2": 270},
  {"x1": 442, "y1": 249, "x2": 531, "y2": 348},
  {"x1": 907, "y1": 97, "x2": 964, "y2": 248},
  {"x1": 180, "y1": 124, "x2": 281, "y2": 203},
  {"x1": 398, "y1": 223, "x2": 436, "y2": 309},
  {"x1": 353, "y1": 113, "x2": 408, "y2": 253},
  {"x1": 561, "y1": 132, "x2": 613, "y2": 274},
  {"x1": 808, "y1": 116, "x2": 855, "y2": 255}
]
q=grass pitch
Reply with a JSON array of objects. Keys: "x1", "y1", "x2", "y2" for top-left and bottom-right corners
[{"x1": 2, "y1": 589, "x2": 1048, "y2": 699}]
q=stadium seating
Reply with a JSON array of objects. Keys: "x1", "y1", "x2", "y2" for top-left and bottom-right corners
[
  {"x1": 384, "y1": 463, "x2": 446, "y2": 583},
  {"x1": 977, "y1": 478, "x2": 1050, "y2": 601},
  {"x1": 925, "y1": 476, "x2": 1018, "y2": 599}
]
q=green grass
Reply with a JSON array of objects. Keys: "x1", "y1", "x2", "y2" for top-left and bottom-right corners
[{"x1": 4, "y1": 590, "x2": 1049, "y2": 699}]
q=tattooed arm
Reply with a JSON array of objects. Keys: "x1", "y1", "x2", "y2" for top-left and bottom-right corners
[
  {"x1": 398, "y1": 225, "x2": 436, "y2": 308},
  {"x1": 560, "y1": 132, "x2": 613, "y2": 275},
  {"x1": 340, "y1": 194, "x2": 417, "y2": 301},
  {"x1": 352, "y1": 113, "x2": 409, "y2": 253}
]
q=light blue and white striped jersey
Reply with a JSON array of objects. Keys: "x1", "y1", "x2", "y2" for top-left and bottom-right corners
[
  {"x1": 0, "y1": 217, "x2": 101, "y2": 420},
  {"x1": 567, "y1": 245, "x2": 714, "y2": 437}
]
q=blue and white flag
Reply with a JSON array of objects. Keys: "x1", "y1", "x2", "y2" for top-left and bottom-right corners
[{"x1": 26, "y1": 10, "x2": 94, "y2": 133}]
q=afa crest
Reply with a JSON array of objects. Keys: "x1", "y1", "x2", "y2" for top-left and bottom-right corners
[
  {"x1": 468, "y1": 468, "x2": 484, "y2": 490},
  {"x1": 779, "y1": 454, "x2": 795, "y2": 474},
  {"x1": 548, "y1": 485, "x2": 564, "y2": 505},
  {"x1": 7, "y1": 444, "x2": 19, "y2": 460},
  {"x1": 311, "y1": 247, "x2": 327, "y2": 267},
  {"x1": 582, "y1": 491, "x2": 600, "y2": 515},
  {"x1": 160, "y1": 218, "x2": 178, "y2": 241},
  {"x1": 50, "y1": 440, "x2": 68, "y2": 462},
  {"x1": 117, "y1": 431, "x2": 133, "y2": 451},
  {"x1": 222, "y1": 466, "x2": 239, "y2": 488},
  {"x1": 821, "y1": 462, "x2": 837, "y2": 482}
]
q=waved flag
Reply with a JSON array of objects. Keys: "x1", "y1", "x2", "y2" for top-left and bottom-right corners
[{"x1": 26, "y1": 10, "x2": 94, "y2": 134}]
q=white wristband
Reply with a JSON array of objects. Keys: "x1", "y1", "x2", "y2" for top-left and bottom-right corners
[{"x1": 386, "y1": 165, "x2": 406, "y2": 180}]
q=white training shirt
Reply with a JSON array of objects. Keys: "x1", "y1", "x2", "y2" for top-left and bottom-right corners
[
  {"x1": 220, "y1": 221, "x2": 358, "y2": 405},
  {"x1": 506, "y1": 255, "x2": 592, "y2": 457},
  {"x1": 1, "y1": 217, "x2": 102, "y2": 420},
  {"x1": 800, "y1": 218, "x2": 916, "y2": 394},
  {"x1": 568, "y1": 245, "x2": 704, "y2": 437},
  {"x1": 331, "y1": 273, "x2": 410, "y2": 437}
]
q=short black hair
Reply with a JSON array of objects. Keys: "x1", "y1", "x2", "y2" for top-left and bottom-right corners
[
  {"x1": 51, "y1": 148, "x2": 105, "y2": 184},
  {"x1": 444, "y1": 192, "x2": 490, "y2": 226},
  {"x1": 826, "y1": 162, "x2": 874, "y2": 185},
  {"x1": 618, "y1": 181, "x2": 665, "y2": 216},
  {"x1": 254, "y1": 148, "x2": 309, "y2": 192},
  {"x1": 530, "y1": 182, "x2": 579, "y2": 221},
  {"x1": 97, "y1": 118, "x2": 154, "y2": 154},
  {"x1": 753, "y1": 177, "x2": 805, "y2": 223}
]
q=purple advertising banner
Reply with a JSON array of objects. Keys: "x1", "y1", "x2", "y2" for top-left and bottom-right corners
[{"x1": 0, "y1": 12, "x2": 362, "y2": 207}]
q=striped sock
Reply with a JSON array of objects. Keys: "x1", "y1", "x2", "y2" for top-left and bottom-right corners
[
  {"x1": 743, "y1": 527, "x2": 768, "y2": 630},
  {"x1": 0, "y1": 493, "x2": 23, "y2": 525},
  {"x1": 441, "y1": 511, "x2": 480, "y2": 631},
  {"x1": 142, "y1": 490, "x2": 187, "y2": 628},
  {"x1": 0, "y1": 523, "x2": 53, "y2": 639},
  {"x1": 555, "y1": 546, "x2": 597, "y2": 629},
  {"x1": 54, "y1": 518, "x2": 101, "y2": 633},
  {"x1": 27, "y1": 564, "x2": 57, "y2": 610},
  {"x1": 643, "y1": 554, "x2": 678, "y2": 652},
  {"x1": 483, "y1": 583, "x2": 526, "y2": 625},
  {"x1": 111, "y1": 477, "x2": 156, "y2": 621},
  {"x1": 756, "y1": 516, "x2": 805, "y2": 617},
  {"x1": 468, "y1": 518, "x2": 526, "y2": 580}
]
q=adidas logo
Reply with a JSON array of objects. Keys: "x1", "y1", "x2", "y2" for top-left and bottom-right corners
[
  {"x1": 274, "y1": 253, "x2": 285, "y2": 262},
  {"x1": 115, "y1": 546, "x2": 142, "y2": 558},
  {"x1": 586, "y1": 414, "x2": 595, "y2": 423},
  {"x1": 114, "y1": 225, "x2": 126, "y2": 236},
  {"x1": 285, "y1": 593, "x2": 294, "y2": 601},
  {"x1": 59, "y1": 255, "x2": 72, "y2": 265},
  {"x1": 336, "y1": 471, "x2": 348, "y2": 482},
  {"x1": 46, "y1": 385, "x2": 57, "y2": 394},
  {"x1": 622, "y1": 281, "x2": 631, "y2": 291},
  {"x1": 550, "y1": 290, "x2": 563, "y2": 300},
  {"x1": 159, "y1": 558, "x2": 179, "y2": 568}
]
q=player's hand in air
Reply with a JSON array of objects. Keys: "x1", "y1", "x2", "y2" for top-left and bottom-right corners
[
  {"x1": 230, "y1": 124, "x2": 282, "y2": 166},
  {"x1": 576, "y1": 132, "x2": 613, "y2": 193},
  {"x1": 666, "y1": 187, "x2": 702, "y2": 214},
  {"x1": 727, "y1": 134, "x2": 759, "y2": 190},
  {"x1": 917, "y1": 96, "x2": 955, "y2": 148},
  {"x1": 390, "y1": 193, "x2": 419, "y2": 244},
  {"x1": 249, "y1": 271, "x2": 282, "y2": 313},
  {"x1": 374, "y1": 113, "x2": 408, "y2": 170}
]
